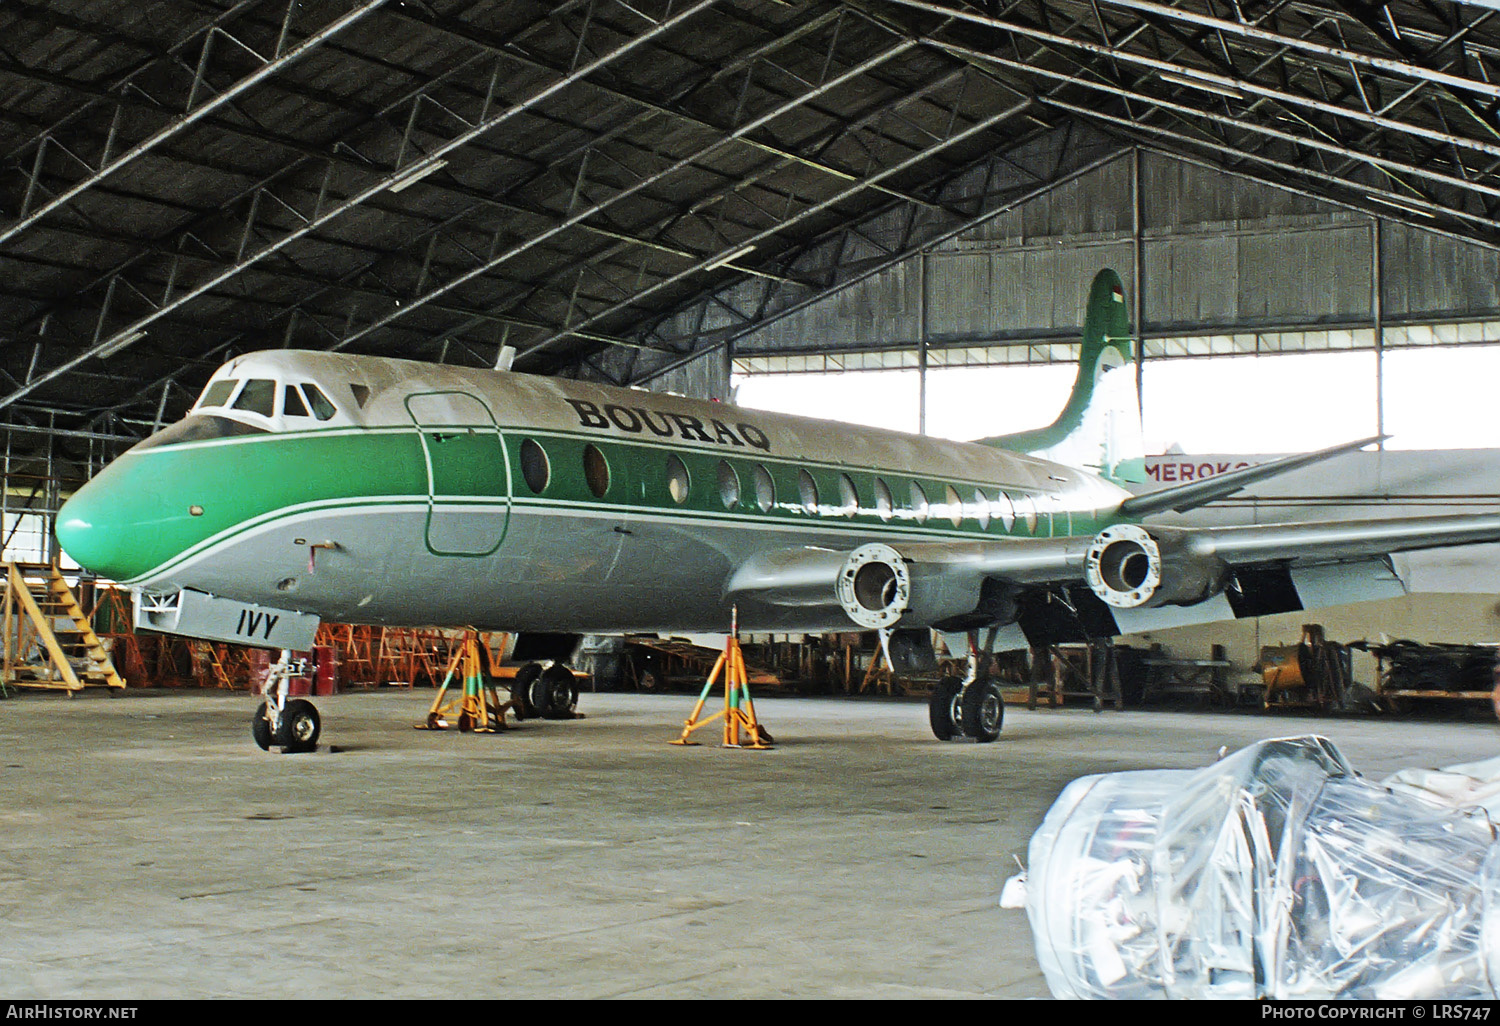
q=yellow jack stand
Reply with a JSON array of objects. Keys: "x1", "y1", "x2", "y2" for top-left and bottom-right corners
[
  {"x1": 671, "y1": 622, "x2": 773, "y2": 749},
  {"x1": 416, "y1": 630, "x2": 514, "y2": 733}
]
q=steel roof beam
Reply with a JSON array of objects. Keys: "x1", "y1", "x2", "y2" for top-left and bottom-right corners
[
  {"x1": 622, "y1": 138, "x2": 1129, "y2": 385},
  {"x1": 321, "y1": 33, "x2": 923, "y2": 355},
  {"x1": 516, "y1": 93, "x2": 1032, "y2": 364},
  {"x1": 0, "y1": 0, "x2": 390, "y2": 249},
  {"x1": 0, "y1": 0, "x2": 723, "y2": 414}
]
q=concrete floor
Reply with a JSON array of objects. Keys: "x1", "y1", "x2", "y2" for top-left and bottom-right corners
[{"x1": 3, "y1": 688, "x2": 1498, "y2": 999}]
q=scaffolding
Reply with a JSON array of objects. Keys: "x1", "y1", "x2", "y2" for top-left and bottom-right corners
[{"x1": 2, "y1": 562, "x2": 123, "y2": 692}]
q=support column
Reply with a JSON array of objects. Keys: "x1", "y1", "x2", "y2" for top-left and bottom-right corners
[
  {"x1": 918, "y1": 251, "x2": 928, "y2": 435},
  {"x1": 1132, "y1": 148, "x2": 1145, "y2": 412},
  {"x1": 1372, "y1": 217, "x2": 1385, "y2": 448}
]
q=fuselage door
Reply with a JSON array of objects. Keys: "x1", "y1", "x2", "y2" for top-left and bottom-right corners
[{"x1": 405, "y1": 390, "x2": 510, "y2": 556}]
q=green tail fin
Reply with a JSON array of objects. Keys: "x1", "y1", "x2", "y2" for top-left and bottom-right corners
[{"x1": 978, "y1": 268, "x2": 1143, "y2": 481}]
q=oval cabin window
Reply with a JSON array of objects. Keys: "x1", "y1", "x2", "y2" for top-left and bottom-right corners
[
  {"x1": 718, "y1": 461, "x2": 740, "y2": 509},
  {"x1": 667, "y1": 455, "x2": 690, "y2": 504},
  {"x1": 798, "y1": 470, "x2": 819, "y2": 513},
  {"x1": 753, "y1": 465, "x2": 775, "y2": 513},
  {"x1": 521, "y1": 439, "x2": 550, "y2": 494},
  {"x1": 583, "y1": 444, "x2": 610, "y2": 499}
]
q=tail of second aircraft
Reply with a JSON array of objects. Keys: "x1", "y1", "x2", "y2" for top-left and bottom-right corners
[{"x1": 977, "y1": 268, "x2": 1146, "y2": 483}]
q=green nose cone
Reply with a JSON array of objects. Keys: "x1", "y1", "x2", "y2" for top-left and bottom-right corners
[{"x1": 56, "y1": 473, "x2": 149, "y2": 582}]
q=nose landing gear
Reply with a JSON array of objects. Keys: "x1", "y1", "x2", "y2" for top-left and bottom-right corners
[{"x1": 252, "y1": 650, "x2": 322, "y2": 753}]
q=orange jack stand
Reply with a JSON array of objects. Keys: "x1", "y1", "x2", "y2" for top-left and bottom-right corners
[
  {"x1": 670, "y1": 627, "x2": 773, "y2": 749},
  {"x1": 416, "y1": 630, "x2": 513, "y2": 733}
]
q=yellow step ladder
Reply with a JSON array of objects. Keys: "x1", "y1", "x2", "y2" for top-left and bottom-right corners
[{"x1": 3, "y1": 562, "x2": 125, "y2": 693}]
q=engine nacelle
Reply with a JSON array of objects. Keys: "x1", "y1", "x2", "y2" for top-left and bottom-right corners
[
  {"x1": 835, "y1": 543, "x2": 982, "y2": 630},
  {"x1": 1083, "y1": 524, "x2": 1227, "y2": 609}
]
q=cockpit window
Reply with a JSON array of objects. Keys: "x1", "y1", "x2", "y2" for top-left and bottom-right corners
[
  {"x1": 232, "y1": 379, "x2": 276, "y2": 417},
  {"x1": 133, "y1": 415, "x2": 270, "y2": 451},
  {"x1": 283, "y1": 385, "x2": 309, "y2": 418},
  {"x1": 198, "y1": 380, "x2": 237, "y2": 409},
  {"x1": 349, "y1": 384, "x2": 370, "y2": 408},
  {"x1": 302, "y1": 383, "x2": 336, "y2": 421}
]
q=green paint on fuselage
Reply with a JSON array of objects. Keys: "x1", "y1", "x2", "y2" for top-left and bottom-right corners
[{"x1": 60, "y1": 420, "x2": 1125, "y2": 587}]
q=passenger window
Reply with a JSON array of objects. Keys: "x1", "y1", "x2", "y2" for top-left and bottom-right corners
[
  {"x1": 198, "y1": 380, "x2": 237, "y2": 408},
  {"x1": 971, "y1": 489, "x2": 990, "y2": 530},
  {"x1": 718, "y1": 461, "x2": 740, "y2": 510},
  {"x1": 302, "y1": 383, "x2": 337, "y2": 421},
  {"x1": 994, "y1": 491, "x2": 1015, "y2": 532},
  {"x1": 874, "y1": 478, "x2": 893, "y2": 522},
  {"x1": 667, "y1": 455, "x2": 690, "y2": 504},
  {"x1": 350, "y1": 384, "x2": 370, "y2": 408},
  {"x1": 232, "y1": 379, "x2": 276, "y2": 417},
  {"x1": 909, "y1": 482, "x2": 929, "y2": 524},
  {"x1": 944, "y1": 485, "x2": 963, "y2": 528},
  {"x1": 798, "y1": 470, "x2": 819, "y2": 513},
  {"x1": 583, "y1": 444, "x2": 610, "y2": 498},
  {"x1": 283, "y1": 386, "x2": 309, "y2": 418},
  {"x1": 837, "y1": 474, "x2": 858, "y2": 517},
  {"x1": 753, "y1": 465, "x2": 775, "y2": 513},
  {"x1": 1015, "y1": 494, "x2": 1038, "y2": 534},
  {"x1": 521, "y1": 439, "x2": 549, "y2": 494}
]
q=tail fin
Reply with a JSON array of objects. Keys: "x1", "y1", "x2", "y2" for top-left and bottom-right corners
[{"x1": 977, "y1": 268, "x2": 1145, "y2": 482}]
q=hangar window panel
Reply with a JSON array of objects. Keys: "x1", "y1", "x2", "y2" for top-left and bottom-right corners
[
  {"x1": 925, "y1": 364, "x2": 1074, "y2": 442},
  {"x1": 583, "y1": 444, "x2": 610, "y2": 499},
  {"x1": 1141, "y1": 351, "x2": 1377, "y2": 453},
  {"x1": 667, "y1": 455, "x2": 690, "y2": 504},
  {"x1": 232, "y1": 379, "x2": 276, "y2": 417},
  {"x1": 718, "y1": 460, "x2": 740, "y2": 509},
  {"x1": 1384, "y1": 347, "x2": 1500, "y2": 449},
  {"x1": 734, "y1": 368, "x2": 920, "y2": 435},
  {"x1": 521, "y1": 439, "x2": 550, "y2": 494}
]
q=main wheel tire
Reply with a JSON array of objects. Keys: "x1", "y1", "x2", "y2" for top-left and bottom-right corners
[
  {"x1": 511, "y1": 662, "x2": 543, "y2": 719},
  {"x1": 960, "y1": 679, "x2": 1004, "y2": 743},
  {"x1": 537, "y1": 664, "x2": 578, "y2": 719},
  {"x1": 928, "y1": 676, "x2": 964, "y2": 741},
  {"x1": 251, "y1": 701, "x2": 277, "y2": 751},
  {"x1": 281, "y1": 698, "x2": 321, "y2": 753}
]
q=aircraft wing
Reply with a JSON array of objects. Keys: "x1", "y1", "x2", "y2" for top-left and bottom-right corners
[{"x1": 726, "y1": 512, "x2": 1500, "y2": 638}]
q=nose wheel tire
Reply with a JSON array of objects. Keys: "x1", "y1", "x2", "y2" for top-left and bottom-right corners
[
  {"x1": 281, "y1": 698, "x2": 321, "y2": 753},
  {"x1": 960, "y1": 679, "x2": 1005, "y2": 743},
  {"x1": 928, "y1": 676, "x2": 964, "y2": 740}
]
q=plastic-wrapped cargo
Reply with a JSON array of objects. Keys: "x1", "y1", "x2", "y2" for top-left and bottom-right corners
[{"x1": 1005, "y1": 735, "x2": 1500, "y2": 999}]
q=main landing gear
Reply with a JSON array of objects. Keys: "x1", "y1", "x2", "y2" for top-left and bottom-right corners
[
  {"x1": 252, "y1": 650, "x2": 322, "y2": 754},
  {"x1": 925, "y1": 630, "x2": 1005, "y2": 744}
]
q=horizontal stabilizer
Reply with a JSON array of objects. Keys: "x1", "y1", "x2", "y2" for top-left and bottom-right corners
[{"x1": 1118, "y1": 435, "x2": 1386, "y2": 517}]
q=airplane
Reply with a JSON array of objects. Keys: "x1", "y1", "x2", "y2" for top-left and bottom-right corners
[{"x1": 52, "y1": 269, "x2": 1500, "y2": 750}]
